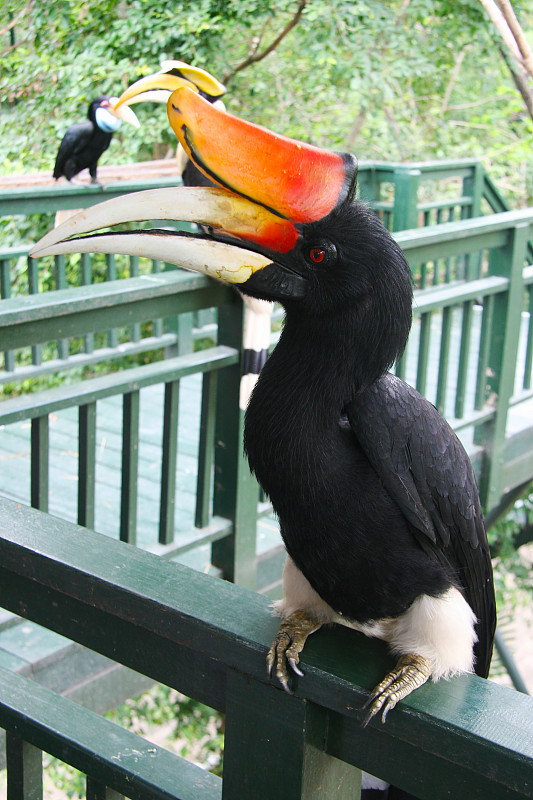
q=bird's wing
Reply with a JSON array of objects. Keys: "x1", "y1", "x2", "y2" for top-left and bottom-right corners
[
  {"x1": 346, "y1": 372, "x2": 496, "y2": 676},
  {"x1": 53, "y1": 122, "x2": 94, "y2": 176}
]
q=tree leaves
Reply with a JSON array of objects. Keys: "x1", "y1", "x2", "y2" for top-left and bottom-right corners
[{"x1": 0, "y1": 0, "x2": 531, "y2": 205}]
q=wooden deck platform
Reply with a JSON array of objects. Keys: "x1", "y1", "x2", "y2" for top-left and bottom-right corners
[
  {"x1": 0, "y1": 373, "x2": 281, "y2": 764},
  {"x1": 0, "y1": 159, "x2": 180, "y2": 190},
  {"x1": 0, "y1": 374, "x2": 281, "y2": 563}
]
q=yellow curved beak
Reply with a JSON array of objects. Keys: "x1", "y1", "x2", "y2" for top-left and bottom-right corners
[{"x1": 114, "y1": 60, "x2": 226, "y2": 110}]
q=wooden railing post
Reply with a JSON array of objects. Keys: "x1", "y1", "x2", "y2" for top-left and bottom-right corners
[
  {"x1": 212, "y1": 298, "x2": 260, "y2": 589},
  {"x1": 392, "y1": 167, "x2": 421, "y2": 231},
  {"x1": 6, "y1": 733, "x2": 43, "y2": 800},
  {"x1": 163, "y1": 264, "x2": 194, "y2": 358},
  {"x1": 480, "y1": 222, "x2": 530, "y2": 509},
  {"x1": 357, "y1": 165, "x2": 380, "y2": 205},
  {"x1": 78, "y1": 402, "x2": 96, "y2": 529},
  {"x1": 30, "y1": 415, "x2": 49, "y2": 512},
  {"x1": 223, "y1": 671, "x2": 361, "y2": 800},
  {"x1": 462, "y1": 162, "x2": 484, "y2": 220}
]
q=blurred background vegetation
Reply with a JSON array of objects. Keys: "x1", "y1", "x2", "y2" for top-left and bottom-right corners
[
  {"x1": 0, "y1": 3, "x2": 532, "y2": 790},
  {"x1": 0, "y1": 0, "x2": 532, "y2": 207}
]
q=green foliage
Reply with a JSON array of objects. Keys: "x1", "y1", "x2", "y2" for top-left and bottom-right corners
[
  {"x1": 108, "y1": 684, "x2": 224, "y2": 775},
  {"x1": 1, "y1": 0, "x2": 532, "y2": 205},
  {"x1": 489, "y1": 489, "x2": 533, "y2": 606},
  {"x1": 27, "y1": 686, "x2": 223, "y2": 799}
]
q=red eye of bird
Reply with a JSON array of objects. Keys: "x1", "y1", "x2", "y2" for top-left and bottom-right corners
[{"x1": 309, "y1": 247, "x2": 325, "y2": 263}]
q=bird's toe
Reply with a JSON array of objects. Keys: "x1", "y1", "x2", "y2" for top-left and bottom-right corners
[
  {"x1": 363, "y1": 653, "x2": 431, "y2": 726},
  {"x1": 266, "y1": 611, "x2": 322, "y2": 693}
]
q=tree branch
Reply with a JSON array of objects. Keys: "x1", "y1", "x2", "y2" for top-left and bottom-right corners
[
  {"x1": 499, "y1": 46, "x2": 533, "y2": 122},
  {"x1": 223, "y1": 0, "x2": 308, "y2": 84},
  {"x1": 344, "y1": 109, "x2": 367, "y2": 151},
  {"x1": 441, "y1": 44, "x2": 472, "y2": 115},
  {"x1": 496, "y1": 0, "x2": 533, "y2": 78},
  {"x1": 479, "y1": 0, "x2": 522, "y2": 62}
]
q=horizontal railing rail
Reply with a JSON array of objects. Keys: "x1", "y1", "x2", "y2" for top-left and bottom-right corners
[
  {"x1": 2, "y1": 159, "x2": 523, "y2": 384},
  {"x1": 0, "y1": 497, "x2": 531, "y2": 800},
  {"x1": 0, "y1": 173, "x2": 182, "y2": 216}
]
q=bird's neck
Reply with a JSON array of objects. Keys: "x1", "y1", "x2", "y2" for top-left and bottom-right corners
[{"x1": 244, "y1": 308, "x2": 375, "y2": 481}]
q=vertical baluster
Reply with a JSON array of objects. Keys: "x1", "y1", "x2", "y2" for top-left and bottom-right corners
[
  {"x1": 78, "y1": 402, "x2": 97, "y2": 529},
  {"x1": 394, "y1": 349, "x2": 407, "y2": 381},
  {"x1": 120, "y1": 390, "x2": 140, "y2": 545},
  {"x1": 223, "y1": 672, "x2": 361, "y2": 800},
  {"x1": 478, "y1": 224, "x2": 528, "y2": 508},
  {"x1": 81, "y1": 253, "x2": 94, "y2": 354},
  {"x1": 420, "y1": 260, "x2": 428, "y2": 290},
  {"x1": 86, "y1": 777, "x2": 124, "y2": 800},
  {"x1": 419, "y1": 212, "x2": 430, "y2": 289},
  {"x1": 106, "y1": 254, "x2": 118, "y2": 348},
  {"x1": 455, "y1": 300, "x2": 474, "y2": 419},
  {"x1": 31, "y1": 416, "x2": 49, "y2": 512},
  {"x1": 444, "y1": 208, "x2": 453, "y2": 282},
  {"x1": 436, "y1": 306, "x2": 452, "y2": 414},
  {"x1": 462, "y1": 164, "x2": 484, "y2": 280},
  {"x1": 1, "y1": 257, "x2": 15, "y2": 371},
  {"x1": 162, "y1": 264, "x2": 193, "y2": 357},
  {"x1": 6, "y1": 733, "x2": 43, "y2": 800},
  {"x1": 130, "y1": 256, "x2": 141, "y2": 343},
  {"x1": 195, "y1": 371, "x2": 218, "y2": 528},
  {"x1": 27, "y1": 256, "x2": 42, "y2": 367},
  {"x1": 212, "y1": 302, "x2": 259, "y2": 588},
  {"x1": 522, "y1": 286, "x2": 533, "y2": 390},
  {"x1": 416, "y1": 312, "x2": 432, "y2": 397},
  {"x1": 475, "y1": 295, "x2": 495, "y2": 410},
  {"x1": 159, "y1": 380, "x2": 179, "y2": 545},
  {"x1": 392, "y1": 168, "x2": 420, "y2": 232},
  {"x1": 55, "y1": 255, "x2": 69, "y2": 359},
  {"x1": 151, "y1": 260, "x2": 163, "y2": 338}
]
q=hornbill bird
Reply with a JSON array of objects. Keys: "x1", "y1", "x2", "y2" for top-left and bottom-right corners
[
  {"x1": 53, "y1": 95, "x2": 139, "y2": 185},
  {"x1": 32, "y1": 79, "x2": 496, "y2": 794},
  {"x1": 118, "y1": 62, "x2": 274, "y2": 409}
]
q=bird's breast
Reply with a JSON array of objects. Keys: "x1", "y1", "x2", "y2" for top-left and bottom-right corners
[{"x1": 245, "y1": 372, "x2": 451, "y2": 622}]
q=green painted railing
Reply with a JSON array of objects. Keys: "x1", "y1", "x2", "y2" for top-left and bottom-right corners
[
  {"x1": 1, "y1": 166, "x2": 533, "y2": 795},
  {"x1": 0, "y1": 497, "x2": 531, "y2": 800},
  {"x1": 1, "y1": 159, "x2": 518, "y2": 385},
  {"x1": 1, "y1": 208, "x2": 533, "y2": 584}
]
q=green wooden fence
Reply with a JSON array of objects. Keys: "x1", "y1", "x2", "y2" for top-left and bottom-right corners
[
  {"x1": 0, "y1": 159, "x2": 517, "y2": 386},
  {"x1": 1, "y1": 162, "x2": 533, "y2": 796},
  {"x1": 0, "y1": 497, "x2": 531, "y2": 800}
]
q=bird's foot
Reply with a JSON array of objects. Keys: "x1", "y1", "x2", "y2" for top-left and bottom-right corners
[
  {"x1": 266, "y1": 611, "x2": 322, "y2": 693},
  {"x1": 363, "y1": 653, "x2": 431, "y2": 726}
]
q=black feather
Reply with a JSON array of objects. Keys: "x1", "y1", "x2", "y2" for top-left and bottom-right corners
[
  {"x1": 53, "y1": 96, "x2": 114, "y2": 183},
  {"x1": 243, "y1": 196, "x2": 495, "y2": 678}
]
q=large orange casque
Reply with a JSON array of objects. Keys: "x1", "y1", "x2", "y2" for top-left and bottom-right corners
[{"x1": 167, "y1": 87, "x2": 350, "y2": 227}]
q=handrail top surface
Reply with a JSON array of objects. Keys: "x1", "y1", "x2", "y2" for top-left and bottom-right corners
[
  {"x1": 0, "y1": 270, "x2": 216, "y2": 325},
  {"x1": 394, "y1": 206, "x2": 533, "y2": 249},
  {"x1": 0, "y1": 496, "x2": 531, "y2": 772},
  {"x1": 0, "y1": 175, "x2": 183, "y2": 202}
]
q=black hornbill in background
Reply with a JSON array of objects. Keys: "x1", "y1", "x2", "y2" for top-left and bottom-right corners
[
  {"x1": 32, "y1": 78, "x2": 496, "y2": 797},
  {"x1": 53, "y1": 95, "x2": 139, "y2": 185}
]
